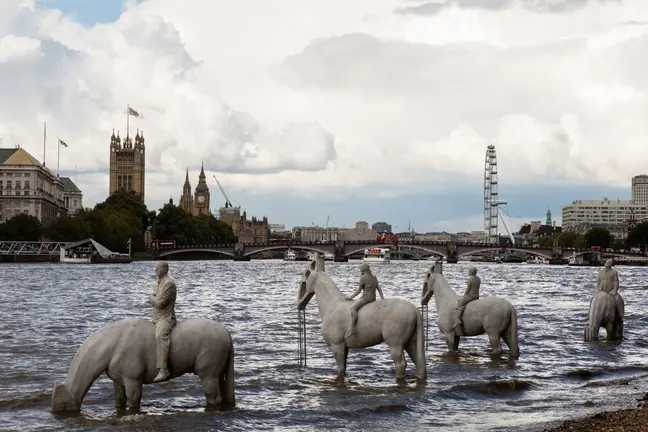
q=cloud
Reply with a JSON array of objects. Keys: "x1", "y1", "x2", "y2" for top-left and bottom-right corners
[
  {"x1": 395, "y1": 0, "x2": 620, "y2": 16},
  {"x1": 1, "y1": 0, "x2": 647, "y2": 229},
  {"x1": 0, "y1": 0, "x2": 337, "y2": 206}
]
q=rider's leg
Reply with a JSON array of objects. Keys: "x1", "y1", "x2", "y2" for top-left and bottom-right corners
[
  {"x1": 452, "y1": 297, "x2": 470, "y2": 328},
  {"x1": 154, "y1": 320, "x2": 174, "y2": 382},
  {"x1": 345, "y1": 297, "x2": 371, "y2": 339}
]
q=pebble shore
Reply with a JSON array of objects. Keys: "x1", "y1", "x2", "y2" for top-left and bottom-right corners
[{"x1": 545, "y1": 404, "x2": 648, "y2": 432}]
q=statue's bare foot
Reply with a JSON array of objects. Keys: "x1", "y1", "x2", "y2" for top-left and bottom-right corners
[
  {"x1": 153, "y1": 369, "x2": 170, "y2": 382},
  {"x1": 343, "y1": 328, "x2": 355, "y2": 340}
]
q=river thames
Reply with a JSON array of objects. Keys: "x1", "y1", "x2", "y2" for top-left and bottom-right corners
[{"x1": 1, "y1": 260, "x2": 648, "y2": 431}]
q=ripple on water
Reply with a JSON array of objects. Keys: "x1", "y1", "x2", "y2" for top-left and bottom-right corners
[{"x1": 2, "y1": 261, "x2": 648, "y2": 431}]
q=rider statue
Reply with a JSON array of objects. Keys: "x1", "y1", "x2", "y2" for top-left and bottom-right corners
[
  {"x1": 149, "y1": 261, "x2": 177, "y2": 382},
  {"x1": 344, "y1": 262, "x2": 384, "y2": 339},
  {"x1": 596, "y1": 259, "x2": 624, "y2": 317},
  {"x1": 452, "y1": 266, "x2": 481, "y2": 330}
]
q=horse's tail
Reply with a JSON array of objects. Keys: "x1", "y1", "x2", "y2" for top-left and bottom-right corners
[
  {"x1": 219, "y1": 333, "x2": 236, "y2": 407},
  {"x1": 507, "y1": 304, "x2": 520, "y2": 358},
  {"x1": 408, "y1": 308, "x2": 427, "y2": 381}
]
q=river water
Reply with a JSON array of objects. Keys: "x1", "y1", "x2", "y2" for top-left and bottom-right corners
[{"x1": 1, "y1": 260, "x2": 648, "y2": 431}]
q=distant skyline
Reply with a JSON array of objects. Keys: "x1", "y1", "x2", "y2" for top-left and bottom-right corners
[{"x1": 2, "y1": 0, "x2": 648, "y2": 233}]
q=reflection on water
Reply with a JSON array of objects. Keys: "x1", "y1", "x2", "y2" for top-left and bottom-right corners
[{"x1": 1, "y1": 261, "x2": 648, "y2": 431}]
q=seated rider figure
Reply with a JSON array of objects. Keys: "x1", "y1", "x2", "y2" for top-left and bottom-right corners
[
  {"x1": 596, "y1": 259, "x2": 624, "y2": 318},
  {"x1": 344, "y1": 263, "x2": 384, "y2": 339},
  {"x1": 452, "y1": 266, "x2": 480, "y2": 331},
  {"x1": 149, "y1": 261, "x2": 177, "y2": 382}
]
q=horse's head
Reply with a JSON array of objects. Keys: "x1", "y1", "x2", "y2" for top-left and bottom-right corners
[
  {"x1": 421, "y1": 261, "x2": 442, "y2": 305},
  {"x1": 297, "y1": 257, "x2": 325, "y2": 310}
]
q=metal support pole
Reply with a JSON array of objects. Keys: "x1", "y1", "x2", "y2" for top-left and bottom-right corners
[
  {"x1": 420, "y1": 304, "x2": 429, "y2": 351},
  {"x1": 298, "y1": 309, "x2": 307, "y2": 367}
]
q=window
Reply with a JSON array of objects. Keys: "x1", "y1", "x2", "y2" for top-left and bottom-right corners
[
  {"x1": 15, "y1": 181, "x2": 20, "y2": 189},
  {"x1": 25, "y1": 181, "x2": 30, "y2": 189},
  {"x1": 6, "y1": 181, "x2": 11, "y2": 189},
  {"x1": 23, "y1": 191, "x2": 29, "y2": 196}
]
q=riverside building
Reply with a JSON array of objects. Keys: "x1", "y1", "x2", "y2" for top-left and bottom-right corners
[
  {"x1": 0, "y1": 146, "x2": 71, "y2": 225},
  {"x1": 561, "y1": 198, "x2": 647, "y2": 238}
]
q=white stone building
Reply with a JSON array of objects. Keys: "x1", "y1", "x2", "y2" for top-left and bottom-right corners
[{"x1": 0, "y1": 147, "x2": 68, "y2": 225}]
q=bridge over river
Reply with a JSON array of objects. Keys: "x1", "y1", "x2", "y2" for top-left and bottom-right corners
[{"x1": 154, "y1": 240, "x2": 646, "y2": 263}]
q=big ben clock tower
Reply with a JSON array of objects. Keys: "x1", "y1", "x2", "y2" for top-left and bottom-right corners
[{"x1": 194, "y1": 162, "x2": 210, "y2": 215}]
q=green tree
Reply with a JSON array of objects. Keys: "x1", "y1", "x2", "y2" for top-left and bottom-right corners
[
  {"x1": 627, "y1": 221, "x2": 648, "y2": 252},
  {"x1": 44, "y1": 215, "x2": 91, "y2": 242},
  {"x1": 557, "y1": 231, "x2": 584, "y2": 248},
  {"x1": 584, "y1": 227, "x2": 614, "y2": 249},
  {"x1": 0, "y1": 214, "x2": 42, "y2": 241}
]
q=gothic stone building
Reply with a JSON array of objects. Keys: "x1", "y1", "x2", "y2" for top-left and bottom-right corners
[
  {"x1": 219, "y1": 206, "x2": 269, "y2": 244},
  {"x1": 109, "y1": 130, "x2": 145, "y2": 202},
  {"x1": 179, "y1": 164, "x2": 210, "y2": 216}
]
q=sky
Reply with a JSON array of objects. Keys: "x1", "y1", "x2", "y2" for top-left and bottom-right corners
[{"x1": 1, "y1": 0, "x2": 646, "y2": 233}]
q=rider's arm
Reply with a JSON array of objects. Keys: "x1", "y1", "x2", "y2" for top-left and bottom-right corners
[
  {"x1": 347, "y1": 281, "x2": 363, "y2": 300},
  {"x1": 376, "y1": 282, "x2": 385, "y2": 300},
  {"x1": 150, "y1": 280, "x2": 176, "y2": 308},
  {"x1": 462, "y1": 279, "x2": 473, "y2": 297},
  {"x1": 611, "y1": 270, "x2": 619, "y2": 295},
  {"x1": 595, "y1": 272, "x2": 602, "y2": 292}
]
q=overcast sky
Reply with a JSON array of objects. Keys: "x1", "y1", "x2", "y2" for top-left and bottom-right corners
[{"x1": 1, "y1": 0, "x2": 645, "y2": 232}]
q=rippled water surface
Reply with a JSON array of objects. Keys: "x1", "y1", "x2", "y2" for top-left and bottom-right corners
[{"x1": 2, "y1": 260, "x2": 648, "y2": 431}]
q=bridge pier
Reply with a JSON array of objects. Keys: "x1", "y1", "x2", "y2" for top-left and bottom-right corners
[
  {"x1": 446, "y1": 242, "x2": 458, "y2": 264},
  {"x1": 233, "y1": 242, "x2": 249, "y2": 261},
  {"x1": 334, "y1": 240, "x2": 348, "y2": 262}
]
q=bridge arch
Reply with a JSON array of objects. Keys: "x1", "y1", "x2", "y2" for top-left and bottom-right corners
[
  {"x1": 458, "y1": 248, "x2": 552, "y2": 260},
  {"x1": 244, "y1": 245, "x2": 328, "y2": 256},
  {"x1": 158, "y1": 248, "x2": 234, "y2": 258},
  {"x1": 345, "y1": 244, "x2": 447, "y2": 259}
]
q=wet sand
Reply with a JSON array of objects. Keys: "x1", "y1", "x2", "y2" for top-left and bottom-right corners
[{"x1": 545, "y1": 404, "x2": 648, "y2": 432}]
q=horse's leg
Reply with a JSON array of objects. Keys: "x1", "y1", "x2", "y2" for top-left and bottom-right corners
[
  {"x1": 200, "y1": 376, "x2": 222, "y2": 406},
  {"x1": 615, "y1": 318, "x2": 624, "y2": 340},
  {"x1": 114, "y1": 381, "x2": 126, "y2": 409},
  {"x1": 331, "y1": 343, "x2": 348, "y2": 381},
  {"x1": 488, "y1": 333, "x2": 502, "y2": 356},
  {"x1": 389, "y1": 345, "x2": 407, "y2": 380},
  {"x1": 124, "y1": 378, "x2": 143, "y2": 410},
  {"x1": 443, "y1": 331, "x2": 458, "y2": 353}
]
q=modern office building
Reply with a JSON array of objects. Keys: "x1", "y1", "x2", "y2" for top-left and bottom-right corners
[
  {"x1": 632, "y1": 174, "x2": 648, "y2": 206},
  {"x1": 561, "y1": 198, "x2": 647, "y2": 237}
]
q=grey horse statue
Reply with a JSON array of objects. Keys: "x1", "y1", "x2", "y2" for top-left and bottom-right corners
[
  {"x1": 297, "y1": 257, "x2": 427, "y2": 381},
  {"x1": 51, "y1": 317, "x2": 235, "y2": 412},
  {"x1": 584, "y1": 291, "x2": 624, "y2": 341},
  {"x1": 421, "y1": 262, "x2": 519, "y2": 357}
]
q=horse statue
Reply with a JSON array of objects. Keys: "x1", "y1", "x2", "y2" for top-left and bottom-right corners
[
  {"x1": 296, "y1": 257, "x2": 427, "y2": 381},
  {"x1": 584, "y1": 291, "x2": 624, "y2": 341},
  {"x1": 51, "y1": 317, "x2": 235, "y2": 413},
  {"x1": 421, "y1": 262, "x2": 519, "y2": 357}
]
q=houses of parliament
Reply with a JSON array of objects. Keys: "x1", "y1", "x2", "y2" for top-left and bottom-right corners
[
  {"x1": 179, "y1": 164, "x2": 210, "y2": 216},
  {"x1": 108, "y1": 130, "x2": 268, "y2": 244}
]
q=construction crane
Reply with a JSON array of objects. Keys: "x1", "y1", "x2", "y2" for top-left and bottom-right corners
[
  {"x1": 212, "y1": 175, "x2": 236, "y2": 209},
  {"x1": 325, "y1": 215, "x2": 330, "y2": 229}
]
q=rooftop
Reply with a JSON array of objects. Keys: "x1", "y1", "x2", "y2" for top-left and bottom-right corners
[
  {"x1": 565, "y1": 199, "x2": 637, "y2": 207},
  {"x1": 59, "y1": 176, "x2": 82, "y2": 194}
]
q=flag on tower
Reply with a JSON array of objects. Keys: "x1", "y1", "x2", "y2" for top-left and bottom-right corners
[
  {"x1": 128, "y1": 107, "x2": 140, "y2": 117},
  {"x1": 58, "y1": 139, "x2": 68, "y2": 147}
]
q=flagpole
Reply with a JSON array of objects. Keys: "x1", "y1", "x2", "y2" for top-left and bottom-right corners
[
  {"x1": 127, "y1": 104, "x2": 130, "y2": 138},
  {"x1": 57, "y1": 139, "x2": 60, "y2": 177},
  {"x1": 43, "y1": 121, "x2": 46, "y2": 166}
]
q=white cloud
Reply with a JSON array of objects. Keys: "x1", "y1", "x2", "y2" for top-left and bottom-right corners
[
  {"x1": 1, "y1": 0, "x2": 647, "y2": 210},
  {"x1": 0, "y1": 34, "x2": 42, "y2": 62}
]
